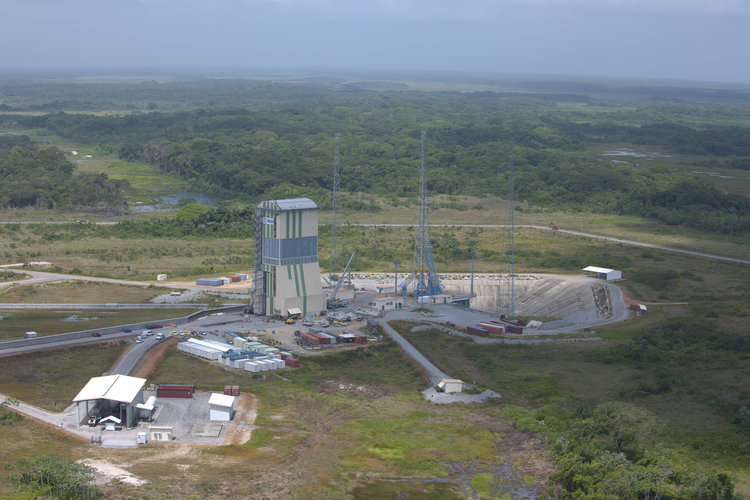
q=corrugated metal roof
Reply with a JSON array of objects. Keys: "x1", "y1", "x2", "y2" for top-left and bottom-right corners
[
  {"x1": 209, "y1": 393, "x2": 236, "y2": 408},
  {"x1": 73, "y1": 375, "x2": 146, "y2": 404},
  {"x1": 583, "y1": 266, "x2": 616, "y2": 274},
  {"x1": 260, "y1": 198, "x2": 318, "y2": 211}
]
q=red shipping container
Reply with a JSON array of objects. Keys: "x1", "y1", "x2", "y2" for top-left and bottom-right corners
[
  {"x1": 476, "y1": 322, "x2": 506, "y2": 334},
  {"x1": 466, "y1": 326, "x2": 489, "y2": 337},
  {"x1": 285, "y1": 358, "x2": 300, "y2": 368},
  {"x1": 157, "y1": 384, "x2": 195, "y2": 398}
]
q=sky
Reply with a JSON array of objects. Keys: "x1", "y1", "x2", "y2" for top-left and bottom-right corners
[{"x1": 1, "y1": 0, "x2": 749, "y2": 83}]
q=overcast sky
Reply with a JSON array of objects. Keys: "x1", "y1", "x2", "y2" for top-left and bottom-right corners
[{"x1": 1, "y1": 0, "x2": 749, "y2": 83}]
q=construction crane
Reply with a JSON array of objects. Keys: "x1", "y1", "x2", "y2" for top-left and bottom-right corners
[{"x1": 327, "y1": 251, "x2": 355, "y2": 308}]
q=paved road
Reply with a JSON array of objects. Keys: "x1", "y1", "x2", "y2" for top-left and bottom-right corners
[
  {"x1": 0, "y1": 392, "x2": 99, "y2": 440},
  {"x1": 377, "y1": 319, "x2": 449, "y2": 385},
  {"x1": 351, "y1": 223, "x2": 750, "y2": 265},
  {"x1": 0, "y1": 303, "x2": 208, "y2": 309}
]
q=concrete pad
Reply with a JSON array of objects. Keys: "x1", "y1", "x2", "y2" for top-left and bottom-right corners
[
  {"x1": 101, "y1": 439, "x2": 138, "y2": 448},
  {"x1": 191, "y1": 422, "x2": 223, "y2": 437}
]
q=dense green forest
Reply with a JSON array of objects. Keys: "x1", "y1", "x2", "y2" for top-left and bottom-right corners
[
  {"x1": 0, "y1": 134, "x2": 126, "y2": 210},
  {"x1": 3, "y1": 78, "x2": 750, "y2": 234}
]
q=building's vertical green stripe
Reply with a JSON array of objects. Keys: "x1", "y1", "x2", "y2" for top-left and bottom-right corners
[
  {"x1": 287, "y1": 265, "x2": 292, "y2": 281},
  {"x1": 285, "y1": 211, "x2": 289, "y2": 239},
  {"x1": 298, "y1": 210, "x2": 302, "y2": 237},
  {"x1": 268, "y1": 269, "x2": 274, "y2": 314},
  {"x1": 293, "y1": 265, "x2": 301, "y2": 297},
  {"x1": 298, "y1": 264, "x2": 307, "y2": 315}
]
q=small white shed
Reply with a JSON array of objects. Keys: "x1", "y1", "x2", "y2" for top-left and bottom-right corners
[
  {"x1": 208, "y1": 393, "x2": 236, "y2": 421},
  {"x1": 438, "y1": 379, "x2": 464, "y2": 394},
  {"x1": 583, "y1": 266, "x2": 622, "y2": 281},
  {"x1": 99, "y1": 415, "x2": 121, "y2": 431}
]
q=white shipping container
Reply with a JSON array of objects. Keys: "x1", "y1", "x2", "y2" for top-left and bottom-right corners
[
  {"x1": 157, "y1": 274, "x2": 167, "y2": 281},
  {"x1": 244, "y1": 361, "x2": 259, "y2": 372}
]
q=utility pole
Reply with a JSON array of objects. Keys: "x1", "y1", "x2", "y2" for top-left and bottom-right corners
[
  {"x1": 393, "y1": 260, "x2": 400, "y2": 297},
  {"x1": 470, "y1": 249, "x2": 475, "y2": 298}
]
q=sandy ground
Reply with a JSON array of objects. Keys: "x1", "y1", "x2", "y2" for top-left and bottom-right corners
[
  {"x1": 83, "y1": 459, "x2": 149, "y2": 487},
  {"x1": 224, "y1": 392, "x2": 258, "y2": 445}
]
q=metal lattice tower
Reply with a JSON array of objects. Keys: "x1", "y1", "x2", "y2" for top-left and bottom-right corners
[
  {"x1": 401, "y1": 131, "x2": 443, "y2": 296},
  {"x1": 253, "y1": 205, "x2": 266, "y2": 315},
  {"x1": 329, "y1": 133, "x2": 343, "y2": 282},
  {"x1": 499, "y1": 140, "x2": 516, "y2": 317}
]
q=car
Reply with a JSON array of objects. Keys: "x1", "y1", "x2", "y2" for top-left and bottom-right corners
[
  {"x1": 154, "y1": 324, "x2": 163, "y2": 329},
  {"x1": 92, "y1": 332, "x2": 102, "y2": 337},
  {"x1": 199, "y1": 331, "x2": 207, "y2": 336},
  {"x1": 123, "y1": 328, "x2": 132, "y2": 333},
  {"x1": 155, "y1": 333, "x2": 164, "y2": 340},
  {"x1": 136, "y1": 338, "x2": 144, "y2": 344}
]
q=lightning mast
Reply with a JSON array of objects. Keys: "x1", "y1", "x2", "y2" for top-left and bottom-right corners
[
  {"x1": 499, "y1": 139, "x2": 516, "y2": 317},
  {"x1": 329, "y1": 133, "x2": 342, "y2": 282}
]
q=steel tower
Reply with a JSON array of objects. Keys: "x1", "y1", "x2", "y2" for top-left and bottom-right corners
[
  {"x1": 328, "y1": 133, "x2": 343, "y2": 282},
  {"x1": 499, "y1": 140, "x2": 516, "y2": 317},
  {"x1": 400, "y1": 131, "x2": 443, "y2": 296}
]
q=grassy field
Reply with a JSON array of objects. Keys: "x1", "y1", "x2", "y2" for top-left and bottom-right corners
[
  {"x1": 0, "y1": 339, "x2": 553, "y2": 498},
  {"x1": 0, "y1": 223, "x2": 253, "y2": 280},
  {"x1": 0, "y1": 341, "x2": 127, "y2": 409},
  {"x1": 0, "y1": 281, "x2": 172, "y2": 303},
  {"x1": 0, "y1": 409, "x2": 89, "y2": 498},
  {"x1": 0, "y1": 308, "x2": 200, "y2": 341}
]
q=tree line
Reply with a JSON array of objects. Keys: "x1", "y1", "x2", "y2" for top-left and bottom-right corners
[{"x1": 0, "y1": 134, "x2": 126, "y2": 210}]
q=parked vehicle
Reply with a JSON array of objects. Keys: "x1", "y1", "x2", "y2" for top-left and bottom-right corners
[
  {"x1": 92, "y1": 332, "x2": 102, "y2": 337},
  {"x1": 155, "y1": 333, "x2": 164, "y2": 340}
]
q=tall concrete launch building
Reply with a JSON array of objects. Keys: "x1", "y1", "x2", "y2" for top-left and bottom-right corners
[{"x1": 253, "y1": 198, "x2": 326, "y2": 317}]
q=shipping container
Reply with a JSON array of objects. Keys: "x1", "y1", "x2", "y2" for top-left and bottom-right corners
[
  {"x1": 196, "y1": 278, "x2": 223, "y2": 287},
  {"x1": 476, "y1": 322, "x2": 507, "y2": 335},
  {"x1": 466, "y1": 326, "x2": 489, "y2": 337},
  {"x1": 157, "y1": 384, "x2": 194, "y2": 398},
  {"x1": 285, "y1": 358, "x2": 300, "y2": 368},
  {"x1": 244, "y1": 361, "x2": 259, "y2": 372}
]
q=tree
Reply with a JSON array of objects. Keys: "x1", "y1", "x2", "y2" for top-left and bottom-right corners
[
  {"x1": 7, "y1": 455, "x2": 100, "y2": 499},
  {"x1": 592, "y1": 401, "x2": 655, "y2": 457}
]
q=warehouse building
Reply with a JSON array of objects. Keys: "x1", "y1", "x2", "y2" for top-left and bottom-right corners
[
  {"x1": 73, "y1": 374, "x2": 146, "y2": 428},
  {"x1": 583, "y1": 266, "x2": 622, "y2": 281},
  {"x1": 253, "y1": 198, "x2": 326, "y2": 317}
]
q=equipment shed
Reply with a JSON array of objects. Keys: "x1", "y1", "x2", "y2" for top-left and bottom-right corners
[
  {"x1": 583, "y1": 266, "x2": 622, "y2": 281},
  {"x1": 438, "y1": 379, "x2": 464, "y2": 394},
  {"x1": 208, "y1": 393, "x2": 236, "y2": 421}
]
